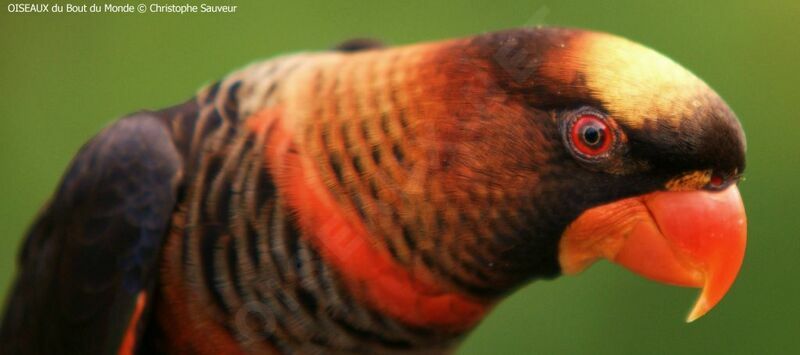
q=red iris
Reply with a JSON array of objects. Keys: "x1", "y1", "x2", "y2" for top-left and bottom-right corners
[
  {"x1": 707, "y1": 174, "x2": 727, "y2": 190},
  {"x1": 571, "y1": 114, "x2": 613, "y2": 156}
]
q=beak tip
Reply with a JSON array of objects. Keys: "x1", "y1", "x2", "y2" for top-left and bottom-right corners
[
  {"x1": 685, "y1": 290, "x2": 713, "y2": 323},
  {"x1": 685, "y1": 310, "x2": 704, "y2": 323}
]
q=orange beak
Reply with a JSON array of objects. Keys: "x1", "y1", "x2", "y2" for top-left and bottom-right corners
[{"x1": 558, "y1": 185, "x2": 747, "y2": 322}]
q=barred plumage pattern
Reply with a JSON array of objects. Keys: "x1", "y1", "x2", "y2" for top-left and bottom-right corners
[
  {"x1": 289, "y1": 41, "x2": 567, "y2": 297},
  {"x1": 152, "y1": 52, "x2": 466, "y2": 354}
]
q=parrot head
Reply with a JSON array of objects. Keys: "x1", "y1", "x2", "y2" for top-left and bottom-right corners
[
  {"x1": 543, "y1": 31, "x2": 745, "y2": 322},
  {"x1": 419, "y1": 28, "x2": 747, "y2": 322}
]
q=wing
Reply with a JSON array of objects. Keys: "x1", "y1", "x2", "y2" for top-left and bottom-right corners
[{"x1": 0, "y1": 113, "x2": 183, "y2": 355}]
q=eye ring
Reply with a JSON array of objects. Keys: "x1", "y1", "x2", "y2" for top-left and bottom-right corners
[{"x1": 565, "y1": 112, "x2": 616, "y2": 160}]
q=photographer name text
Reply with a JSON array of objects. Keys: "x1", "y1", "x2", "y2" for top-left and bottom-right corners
[{"x1": 7, "y1": 3, "x2": 238, "y2": 14}]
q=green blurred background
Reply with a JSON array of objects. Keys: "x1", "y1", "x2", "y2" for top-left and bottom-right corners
[{"x1": 1, "y1": 0, "x2": 798, "y2": 353}]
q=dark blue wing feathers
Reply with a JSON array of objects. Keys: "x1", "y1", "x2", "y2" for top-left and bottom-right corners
[{"x1": 0, "y1": 113, "x2": 183, "y2": 355}]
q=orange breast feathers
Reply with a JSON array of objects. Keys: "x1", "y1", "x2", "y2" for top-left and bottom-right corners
[{"x1": 245, "y1": 79, "x2": 491, "y2": 331}]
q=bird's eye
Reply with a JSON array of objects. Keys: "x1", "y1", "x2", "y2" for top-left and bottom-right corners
[
  {"x1": 705, "y1": 172, "x2": 733, "y2": 191},
  {"x1": 709, "y1": 174, "x2": 725, "y2": 188},
  {"x1": 570, "y1": 114, "x2": 613, "y2": 157}
]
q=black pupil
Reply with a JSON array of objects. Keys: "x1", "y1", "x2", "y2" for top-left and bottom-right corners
[{"x1": 581, "y1": 123, "x2": 604, "y2": 146}]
